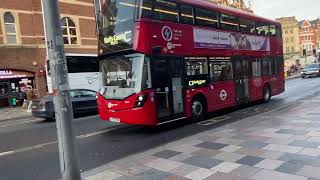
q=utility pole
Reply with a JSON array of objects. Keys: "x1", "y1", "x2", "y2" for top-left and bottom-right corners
[{"x1": 41, "y1": 1, "x2": 80, "y2": 180}]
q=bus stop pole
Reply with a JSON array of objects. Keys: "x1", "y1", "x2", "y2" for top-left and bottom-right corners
[{"x1": 41, "y1": 0, "x2": 81, "y2": 180}]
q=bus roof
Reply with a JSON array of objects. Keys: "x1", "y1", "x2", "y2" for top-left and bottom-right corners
[{"x1": 179, "y1": 0, "x2": 280, "y2": 25}]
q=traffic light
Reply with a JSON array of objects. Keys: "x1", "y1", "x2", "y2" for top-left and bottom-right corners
[{"x1": 303, "y1": 49, "x2": 307, "y2": 57}]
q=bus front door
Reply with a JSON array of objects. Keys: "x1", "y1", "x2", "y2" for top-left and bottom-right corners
[
  {"x1": 233, "y1": 57, "x2": 250, "y2": 104},
  {"x1": 151, "y1": 57, "x2": 184, "y2": 122}
]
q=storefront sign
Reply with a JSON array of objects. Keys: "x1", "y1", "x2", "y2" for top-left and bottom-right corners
[
  {"x1": 104, "y1": 31, "x2": 132, "y2": 45},
  {"x1": 0, "y1": 70, "x2": 34, "y2": 80},
  {"x1": 193, "y1": 28, "x2": 270, "y2": 51}
]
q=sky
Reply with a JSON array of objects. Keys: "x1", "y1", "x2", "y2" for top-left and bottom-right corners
[{"x1": 246, "y1": 0, "x2": 320, "y2": 21}]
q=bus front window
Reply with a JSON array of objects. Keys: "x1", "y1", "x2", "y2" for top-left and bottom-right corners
[{"x1": 100, "y1": 54, "x2": 151, "y2": 100}]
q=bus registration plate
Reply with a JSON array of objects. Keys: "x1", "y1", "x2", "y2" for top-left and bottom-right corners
[{"x1": 109, "y1": 117, "x2": 120, "y2": 123}]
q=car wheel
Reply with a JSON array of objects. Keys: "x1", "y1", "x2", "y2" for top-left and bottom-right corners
[
  {"x1": 191, "y1": 98, "x2": 206, "y2": 122},
  {"x1": 263, "y1": 85, "x2": 271, "y2": 103}
]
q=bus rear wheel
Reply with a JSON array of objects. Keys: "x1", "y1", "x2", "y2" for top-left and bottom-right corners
[
  {"x1": 191, "y1": 98, "x2": 206, "y2": 122},
  {"x1": 263, "y1": 85, "x2": 271, "y2": 103}
]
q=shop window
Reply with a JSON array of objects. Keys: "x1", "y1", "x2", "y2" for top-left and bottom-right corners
[
  {"x1": 194, "y1": 8, "x2": 218, "y2": 28},
  {"x1": 239, "y1": 18, "x2": 255, "y2": 34},
  {"x1": 4, "y1": 12, "x2": 17, "y2": 44},
  {"x1": 209, "y1": 61, "x2": 233, "y2": 81},
  {"x1": 154, "y1": 0, "x2": 178, "y2": 22},
  {"x1": 220, "y1": 13, "x2": 239, "y2": 32},
  {"x1": 61, "y1": 17, "x2": 78, "y2": 45},
  {"x1": 185, "y1": 57, "x2": 208, "y2": 75},
  {"x1": 179, "y1": 5, "x2": 194, "y2": 25}
]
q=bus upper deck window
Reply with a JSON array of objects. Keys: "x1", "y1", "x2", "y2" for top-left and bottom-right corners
[
  {"x1": 179, "y1": 5, "x2": 194, "y2": 25},
  {"x1": 256, "y1": 22, "x2": 270, "y2": 36},
  {"x1": 194, "y1": 8, "x2": 218, "y2": 28},
  {"x1": 141, "y1": 0, "x2": 153, "y2": 18},
  {"x1": 239, "y1": 18, "x2": 255, "y2": 34},
  {"x1": 220, "y1": 13, "x2": 239, "y2": 32},
  {"x1": 154, "y1": 0, "x2": 178, "y2": 22}
]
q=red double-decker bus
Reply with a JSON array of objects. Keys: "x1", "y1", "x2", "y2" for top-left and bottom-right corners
[{"x1": 94, "y1": 0, "x2": 284, "y2": 126}]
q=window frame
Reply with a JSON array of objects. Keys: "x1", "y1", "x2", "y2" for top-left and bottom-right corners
[
  {"x1": 194, "y1": 7, "x2": 219, "y2": 29},
  {"x1": 209, "y1": 59, "x2": 233, "y2": 82},
  {"x1": 153, "y1": 0, "x2": 179, "y2": 23},
  {"x1": 61, "y1": 17, "x2": 79, "y2": 45},
  {"x1": 220, "y1": 13, "x2": 240, "y2": 32},
  {"x1": 3, "y1": 12, "x2": 18, "y2": 45},
  {"x1": 178, "y1": 4, "x2": 194, "y2": 25}
]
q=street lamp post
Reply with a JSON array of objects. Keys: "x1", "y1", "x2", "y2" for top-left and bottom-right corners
[{"x1": 41, "y1": 0, "x2": 80, "y2": 180}]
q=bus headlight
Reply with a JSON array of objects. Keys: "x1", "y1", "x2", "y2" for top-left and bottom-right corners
[{"x1": 134, "y1": 94, "x2": 147, "y2": 108}]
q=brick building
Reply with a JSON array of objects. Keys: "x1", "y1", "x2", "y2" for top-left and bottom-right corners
[
  {"x1": 299, "y1": 19, "x2": 320, "y2": 55},
  {"x1": 0, "y1": 0, "x2": 97, "y2": 106},
  {"x1": 276, "y1": 17, "x2": 300, "y2": 68}
]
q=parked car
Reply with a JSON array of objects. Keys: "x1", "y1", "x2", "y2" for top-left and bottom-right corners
[
  {"x1": 301, "y1": 63, "x2": 320, "y2": 78},
  {"x1": 32, "y1": 89, "x2": 98, "y2": 120}
]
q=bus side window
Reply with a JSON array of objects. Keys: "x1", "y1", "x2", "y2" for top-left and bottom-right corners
[
  {"x1": 220, "y1": 13, "x2": 239, "y2": 32},
  {"x1": 194, "y1": 8, "x2": 218, "y2": 28},
  {"x1": 252, "y1": 59, "x2": 261, "y2": 77},
  {"x1": 179, "y1": 5, "x2": 194, "y2": 25},
  {"x1": 185, "y1": 57, "x2": 208, "y2": 76},
  {"x1": 261, "y1": 57, "x2": 272, "y2": 76},
  {"x1": 269, "y1": 25, "x2": 277, "y2": 36},
  {"x1": 239, "y1": 18, "x2": 255, "y2": 34},
  {"x1": 256, "y1": 22, "x2": 270, "y2": 36},
  {"x1": 141, "y1": 0, "x2": 154, "y2": 18},
  {"x1": 209, "y1": 61, "x2": 233, "y2": 82},
  {"x1": 154, "y1": 0, "x2": 179, "y2": 23}
]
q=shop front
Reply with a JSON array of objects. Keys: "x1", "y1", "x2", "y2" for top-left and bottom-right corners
[{"x1": 0, "y1": 70, "x2": 35, "y2": 107}]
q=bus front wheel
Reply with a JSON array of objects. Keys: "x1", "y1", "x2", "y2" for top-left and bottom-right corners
[
  {"x1": 263, "y1": 85, "x2": 271, "y2": 103},
  {"x1": 191, "y1": 98, "x2": 206, "y2": 122}
]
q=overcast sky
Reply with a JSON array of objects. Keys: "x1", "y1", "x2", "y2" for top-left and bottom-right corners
[{"x1": 246, "y1": 0, "x2": 320, "y2": 21}]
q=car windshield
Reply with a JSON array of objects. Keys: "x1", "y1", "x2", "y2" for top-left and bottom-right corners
[
  {"x1": 100, "y1": 53, "x2": 151, "y2": 99},
  {"x1": 306, "y1": 64, "x2": 319, "y2": 69}
]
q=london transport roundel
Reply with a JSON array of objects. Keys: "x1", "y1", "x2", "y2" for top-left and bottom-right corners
[
  {"x1": 162, "y1": 26, "x2": 173, "y2": 41},
  {"x1": 220, "y1": 90, "x2": 227, "y2": 101}
]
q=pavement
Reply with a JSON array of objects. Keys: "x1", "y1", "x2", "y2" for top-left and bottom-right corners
[
  {"x1": 0, "y1": 107, "x2": 32, "y2": 122},
  {"x1": 83, "y1": 89, "x2": 320, "y2": 179}
]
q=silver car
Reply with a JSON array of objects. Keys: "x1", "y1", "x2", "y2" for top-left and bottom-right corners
[{"x1": 301, "y1": 63, "x2": 320, "y2": 78}]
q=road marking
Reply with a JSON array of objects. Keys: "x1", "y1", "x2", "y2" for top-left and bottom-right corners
[
  {"x1": 0, "y1": 126, "x2": 120, "y2": 158},
  {"x1": 198, "y1": 116, "x2": 231, "y2": 126},
  {"x1": 0, "y1": 151, "x2": 15, "y2": 157},
  {"x1": 0, "y1": 119, "x2": 43, "y2": 127}
]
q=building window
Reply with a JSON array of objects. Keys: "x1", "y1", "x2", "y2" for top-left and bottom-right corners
[
  {"x1": 4, "y1": 12, "x2": 17, "y2": 44},
  {"x1": 61, "y1": 17, "x2": 78, "y2": 45},
  {"x1": 290, "y1": 37, "x2": 294, "y2": 43},
  {"x1": 291, "y1": 46, "x2": 295, "y2": 53},
  {"x1": 286, "y1": 47, "x2": 290, "y2": 53},
  {"x1": 290, "y1": 30, "x2": 293, "y2": 34}
]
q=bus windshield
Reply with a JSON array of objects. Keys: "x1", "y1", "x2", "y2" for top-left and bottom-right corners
[{"x1": 100, "y1": 53, "x2": 151, "y2": 100}]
